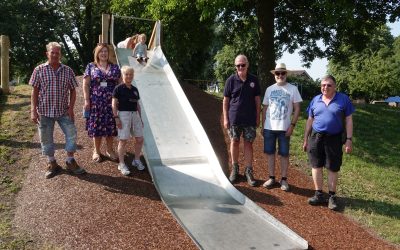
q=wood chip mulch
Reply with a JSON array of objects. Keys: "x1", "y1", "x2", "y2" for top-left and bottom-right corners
[{"x1": 13, "y1": 78, "x2": 398, "y2": 250}]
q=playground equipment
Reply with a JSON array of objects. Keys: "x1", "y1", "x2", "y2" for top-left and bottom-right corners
[
  {"x1": 0, "y1": 35, "x2": 10, "y2": 94},
  {"x1": 106, "y1": 14, "x2": 308, "y2": 249}
]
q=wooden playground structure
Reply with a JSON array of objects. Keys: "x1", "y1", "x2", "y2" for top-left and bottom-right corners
[{"x1": 0, "y1": 35, "x2": 10, "y2": 94}]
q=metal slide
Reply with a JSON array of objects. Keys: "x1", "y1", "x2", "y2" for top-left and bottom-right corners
[{"x1": 113, "y1": 20, "x2": 308, "y2": 250}]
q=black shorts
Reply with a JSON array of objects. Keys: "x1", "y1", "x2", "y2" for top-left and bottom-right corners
[{"x1": 307, "y1": 130, "x2": 343, "y2": 172}]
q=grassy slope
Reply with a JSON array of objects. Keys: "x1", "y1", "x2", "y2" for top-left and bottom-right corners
[
  {"x1": 0, "y1": 85, "x2": 37, "y2": 249},
  {"x1": 290, "y1": 102, "x2": 400, "y2": 244}
]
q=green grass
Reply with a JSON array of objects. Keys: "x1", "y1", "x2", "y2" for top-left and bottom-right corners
[
  {"x1": 0, "y1": 85, "x2": 38, "y2": 249},
  {"x1": 290, "y1": 101, "x2": 400, "y2": 244}
]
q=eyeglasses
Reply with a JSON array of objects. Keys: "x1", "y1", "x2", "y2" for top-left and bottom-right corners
[
  {"x1": 321, "y1": 84, "x2": 333, "y2": 88},
  {"x1": 275, "y1": 71, "x2": 286, "y2": 76},
  {"x1": 235, "y1": 64, "x2": 246, "y2": 68}
]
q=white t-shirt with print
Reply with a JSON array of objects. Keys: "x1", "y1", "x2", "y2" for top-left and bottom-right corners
[{"x1": 263, "y1": 82, "x2": 303, "y2": 131}]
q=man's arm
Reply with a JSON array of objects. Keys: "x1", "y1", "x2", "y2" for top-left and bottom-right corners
[
  {"x1": 68, "y1": 88, "x2": 76, "y2": 121},
  {"x1": 255, "y1": 96, "x2": 261, "y2": 128},
  {"x1": 286, "y1": 102, "x2": 301, "y2": 136},
  {"x1": 261, "y1": 104, "x2": 267, "y2": 135},
  {"x1": 344, "y1": 115, "x2": 353, "y2": 154},
  {"x1": 302, "y1": 116, "x2": 314, "y2": 152},
  {"x1": 30, "y1": 86, "x2": 39, "y2": 124},
  {"x1": 223, "y1": 96, "x2": 230, "y2": 129}
]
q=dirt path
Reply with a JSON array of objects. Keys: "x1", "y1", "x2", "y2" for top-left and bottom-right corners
[{"x1": 13, "y1": 80, "x2": 398, "y2": 249}]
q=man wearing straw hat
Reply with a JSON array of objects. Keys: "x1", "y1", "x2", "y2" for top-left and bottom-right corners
[{"x1": 261, "y1": 63, "x2": 302, "y2": 191}]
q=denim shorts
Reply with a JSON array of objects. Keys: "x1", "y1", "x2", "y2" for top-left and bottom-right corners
[
  {"x1": 263, "y1": 129, "x2": 290, "y2": 156},
  {"x1": 38, "y1": 114, "x2": 77, "y2": 156},
  {"x1": 228, "y1": 126, "x2": 256, "y2": 142},
  {"x1": 117, "y1": 111, "x2": 143, "y2": 140}
]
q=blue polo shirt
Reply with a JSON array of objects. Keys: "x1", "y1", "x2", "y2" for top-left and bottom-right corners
[
  {"x1": 223, "y1": 73, "x2": 261, "y2": 126},
  {"x1": 307, "y1": 92, "x2": 355, "y2": 134}
]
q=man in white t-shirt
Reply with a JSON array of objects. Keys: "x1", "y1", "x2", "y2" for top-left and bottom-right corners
[{"x1": 261, "y1": 63, "x2": 302, "y2": 191}]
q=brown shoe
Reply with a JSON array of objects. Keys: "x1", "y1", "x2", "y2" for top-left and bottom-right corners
[
  {"x1": 45, "y1": 160, "x2": 62, "y2": 179},
  {"x1": 66, "y1": 159, "x2": 86, "y2": 175},
  {"x1": 245, "y1": 167, "x2": 256, "y2": 187}
]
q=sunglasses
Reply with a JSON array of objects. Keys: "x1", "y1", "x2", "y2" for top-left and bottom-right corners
[
  {"x1": 321, "y1": 84, "x2": 333, "y2": 88},
  {"x1": 275, "y1": 71, "x2": 286, "y2": 76},
  {"x1": 235, "y1": 64, "x2": 246, "y2": 68}
]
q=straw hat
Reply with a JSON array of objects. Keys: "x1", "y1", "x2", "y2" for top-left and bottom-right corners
[{"x1": 270, "y1": 63, "x2": 290, "y2": 74}]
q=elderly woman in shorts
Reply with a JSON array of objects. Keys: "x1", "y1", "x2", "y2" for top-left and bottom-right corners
[{"x1": 112, "y1": 66, "x2": 145, "y2": 176}]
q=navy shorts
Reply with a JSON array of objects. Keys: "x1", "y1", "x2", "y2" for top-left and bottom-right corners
[
  {"x1": 307, "y1": 130, "x2": 343, "y2": 172},
  {"x1": 263, "y1": 129, "x2": 290, "y2": 156},
  {"x1": 228, "y1": 125, "x2": 256, "y2": 142}
]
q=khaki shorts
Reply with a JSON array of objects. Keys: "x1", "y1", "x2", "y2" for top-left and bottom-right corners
[{"x1": 117, "y1": 111, "x2": 143, "y2": 140}]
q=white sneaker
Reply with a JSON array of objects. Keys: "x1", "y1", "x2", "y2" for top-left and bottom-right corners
[
  {"x1": 280, "y1": 180, "x2": 290, "y2": 191},
  {"x1": 133, "y1": 159, "x2": 145, "y2": 171},
  {"x1": 118, "y1": 163, "x2": 131, "y2": 176},
  {"x1": 262, "y1": 178, "x2": 276, "y2": 189}
]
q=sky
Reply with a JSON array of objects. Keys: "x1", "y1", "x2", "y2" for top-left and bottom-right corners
[{"x1": 279, "y1": 21, "x2": 400, "y2": 80}]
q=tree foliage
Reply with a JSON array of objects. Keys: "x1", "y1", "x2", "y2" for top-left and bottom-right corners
[
  {"x1": 196, "y1": 0, "x2": 400, "y2": 93},
  {"x1": 1, "y1": 0, "x2": 400, "y2": 101},
  {"x1": 328, "y1": 26, "x2": 400, "y2": 101},
  {"x1": 111, "y1": 0, "x2": 215, "y2": 81},
  {"x1": 287, "y1": 75, "x2": 320, "y2": 100},
  {"x1": 1, "y1": 0, "x2": 111, "y2": 80}
]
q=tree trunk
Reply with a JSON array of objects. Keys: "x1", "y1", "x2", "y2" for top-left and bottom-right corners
[
  {"x1": 59, "y1": 35, "x2": 80, "y2": 73},
  {"x1": 255, "y1": 0, "x2": 275, "y2": 94}
]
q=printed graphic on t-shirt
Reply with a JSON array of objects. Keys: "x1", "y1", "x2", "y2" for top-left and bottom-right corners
[{"x1": 270, "y1": 89, "x2": 290, "y2": 120}]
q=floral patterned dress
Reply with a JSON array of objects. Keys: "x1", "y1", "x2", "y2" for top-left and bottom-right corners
[{"x1": 84, "y1": 63, "x2": 121, "y2": 137}]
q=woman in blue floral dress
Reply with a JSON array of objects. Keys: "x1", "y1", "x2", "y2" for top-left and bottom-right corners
[{"x1": 83, "y1": 44, "x2": 121, "y2": 162}]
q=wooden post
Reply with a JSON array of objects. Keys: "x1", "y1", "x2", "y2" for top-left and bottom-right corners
[
  {"x1": 1, "y1": 35, "x2": 10, "y2": 94},
  {"x1": 101, "y1": 14, "x2": 110, "y2": 44}
]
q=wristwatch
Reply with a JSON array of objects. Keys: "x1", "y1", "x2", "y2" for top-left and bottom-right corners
[{"x1": 346, "y1": 137, "x2": 352, "y2": 141}]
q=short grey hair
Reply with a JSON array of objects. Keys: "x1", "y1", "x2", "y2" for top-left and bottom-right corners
[
  {"x1": 46, "y1": 42, "x2": 61, "y2": 52},
  {"x1": 235, "y1": 54, "x2": 248, "y2": 64},
  {"x1": 321, "y1": 74, "x2": 336, "y2": 84}
]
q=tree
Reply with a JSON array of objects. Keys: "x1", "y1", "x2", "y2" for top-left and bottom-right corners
[
  {"x1": 0, "y1": 0, "x2": 113, "y2": 80},
  {"x1": 111, "y1": 0, "x2": 215, "y2": 81},
  {"x1": 196, "y1": 0, "x2": 400, "y2": 93},
  {"x1": 328, "y1": 25, "x2": 400, "y2": 101},
  {"x1": 1, "y1": 0, "x2": 60, "y2": 81},
  {"x1": 287, "y1": 75, "x2": 319, "y2": 100}
]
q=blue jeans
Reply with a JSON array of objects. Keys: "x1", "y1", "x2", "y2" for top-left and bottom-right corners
[
  {"x1": 38, "y1": 115, "x2": 77, "y2": 156},
  {"x1": 263, "y1": 129, "x2": 290, "y2": 156}
]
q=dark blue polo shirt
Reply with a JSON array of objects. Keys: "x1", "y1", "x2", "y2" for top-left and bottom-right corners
[
  {"x1": 113, "y1": 83, "x2": 140, "y2": 111},
  {"x1": 223, "y1": 73, "x2": 261, "y2": 126},
  {"x1": 307, "y1": 92, "x2": 355, "y2": 134}
]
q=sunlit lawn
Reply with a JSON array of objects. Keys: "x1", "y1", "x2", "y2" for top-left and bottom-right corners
[{"x1": 290, "y1": 101, "x2": 400, "y2": 244}]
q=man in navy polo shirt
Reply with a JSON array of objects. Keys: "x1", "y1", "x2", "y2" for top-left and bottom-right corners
[
  {"x1": 223, "y1": 54, "x2": 261, "y2": 186},
  {"x1": 303, "y1": 75, "x2": 354, "y2": 211}
]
